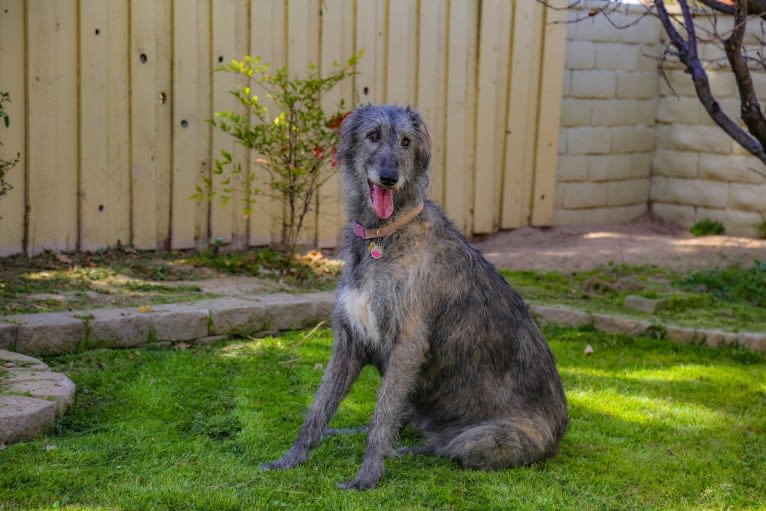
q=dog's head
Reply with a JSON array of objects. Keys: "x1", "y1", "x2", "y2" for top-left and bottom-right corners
[{"x1": 337, "y1": 104, "x2": 431, "y2": 224}]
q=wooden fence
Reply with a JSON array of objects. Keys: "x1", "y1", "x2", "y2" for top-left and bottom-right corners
[{"x1": 0, "y1": 0, "x2": 566, "y2": 256}]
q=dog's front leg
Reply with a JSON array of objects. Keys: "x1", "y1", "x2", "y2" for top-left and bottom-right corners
[
  {"x1": 262, "y1": 324, "x2": 362, "y2": 470},
  {"x1": 338, "y1": 323, "x2": 428, "y2": 490}
]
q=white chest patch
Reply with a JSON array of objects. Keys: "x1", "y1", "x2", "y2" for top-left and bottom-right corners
[{"x1": 340, "y1": 288, "x2": 381, "y2": 347}]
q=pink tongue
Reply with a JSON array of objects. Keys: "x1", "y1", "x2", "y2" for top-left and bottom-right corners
[{"x1": 371, "y1": 184, "x2": 394, "y2": 219}]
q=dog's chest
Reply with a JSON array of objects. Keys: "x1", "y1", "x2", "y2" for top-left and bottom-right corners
[{"x1": 339, "y1": 287, "x2": 383, "y2": 348}]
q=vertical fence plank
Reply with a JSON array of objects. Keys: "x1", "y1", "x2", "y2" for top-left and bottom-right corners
[
  {"x1": 131, "y1": 0, "x2": 172, "y2": 250},
  {"x1": 211, "y1": 0, "x2": 250, "y2": 248},
  {"x1": 0, "y1": 0, "x2": 25, "y2": 256},
  {"x1": 473, "y1": 0, "x2": 512, "y2": 234},
  {"x1": 386, "y1": 0, "x2": 418, "y2": 105},
  {"x1": 443, "y1": 0, "x2": 479, "y2": 233},
  {"x1": 355, "y1": 0, "x2": 386, "y2": 104},
  {"x1": 172, "y1": 0, "x2": 211, "y2": 250},
  {"x1": 27, "y1": 1, "x2": 78, "y2": 255},
  {"x1": 288, "y1": 0, "x2": 321, "y2": 246},
  {"x1": 249, "y1": 0, "x2": 286, "y2": 246},
  {"x1": 80, "y1": 0, "x2": 130, "y2": 251},
  {"x1": 318, "y1": 0, "x2": 354, "y2": 248},
  {"x1": 502, "y1": 1, "x2": 544, "y2": 229},
  {"x1": 531, "y1": 0, "x2": 567, "y2": 226},
  {"x1": 417, "y1": 0, "x2": 448, "y2": 206}
]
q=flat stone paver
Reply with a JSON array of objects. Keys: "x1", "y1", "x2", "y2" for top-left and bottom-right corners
[{"x1": 0, "y1": 349, "x2": 76, "y2": 445}]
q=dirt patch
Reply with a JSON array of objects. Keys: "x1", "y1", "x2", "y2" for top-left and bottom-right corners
[{"x1": 473, "y1": 214, "x2": 766, "y2": 272}]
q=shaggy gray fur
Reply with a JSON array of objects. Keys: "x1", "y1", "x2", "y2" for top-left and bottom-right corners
[{"x1": 261, "y1": 104, "x2": 568, "y2": 490}]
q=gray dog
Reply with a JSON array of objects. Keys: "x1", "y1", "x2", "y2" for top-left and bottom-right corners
[{"x1": 262, "y1": 104, "x2": 568, "y2": 490}]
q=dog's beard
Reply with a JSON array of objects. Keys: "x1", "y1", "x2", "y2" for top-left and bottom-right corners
[{"x1": 368, "y1": 181, "x2": 394, "y2": 219}]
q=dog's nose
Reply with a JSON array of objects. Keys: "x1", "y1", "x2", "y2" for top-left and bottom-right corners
[{"x1": 379, "y1": 169, "x2": 398, "y2": 188}]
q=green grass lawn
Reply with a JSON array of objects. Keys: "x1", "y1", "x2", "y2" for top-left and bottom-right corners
[
  {"x1": 1, "y1": 327, "x2": 764, "y2": 510},
  {"x1": 503, "y1": 262, "x2": 766, "y2": 332}
]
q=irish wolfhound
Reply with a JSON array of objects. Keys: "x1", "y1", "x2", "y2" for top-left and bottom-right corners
[{"x1": 262, "y1": 104, "x2": 568, "y2": 490}]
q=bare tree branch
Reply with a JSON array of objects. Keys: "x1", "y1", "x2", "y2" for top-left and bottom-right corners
[
  {"x1": 655, "y1": 0, "x2": 766, "y2": 166},
  {"x1": 723, "y1": 0, "x2": 766, "y2": 144}
]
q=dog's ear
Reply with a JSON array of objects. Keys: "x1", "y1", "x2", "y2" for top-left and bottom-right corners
[
  {"x1": 406, "y1": 107, "x2": 431, "y2": 173},
  {"x1": 336, "y1": 110, "x2": 357, "y2": 167},
  {"x1": 337, "y1": 105, "x2": 371, "y2": 167}
]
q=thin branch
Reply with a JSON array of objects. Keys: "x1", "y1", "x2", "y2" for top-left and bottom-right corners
[
  {"x1": 723, "y1": 0, "x2": 766, "y2": 145},
  {"x1": 655, "y1": 0, "x2": 766, "y2": 166}
]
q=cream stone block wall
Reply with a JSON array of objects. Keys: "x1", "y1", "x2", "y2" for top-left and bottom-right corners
[
  {"x1": 651, "y1": 20, "x2": 766, "y2": 237},
  {"x1": 555, "y1": 4, "x2": 766, "y2": 237},
  {"x1": 555, "y1": 4, "x2": 660, "y2": 226}
]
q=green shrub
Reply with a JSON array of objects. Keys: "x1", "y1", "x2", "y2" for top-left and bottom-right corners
[
  {"x1": 198, "y1": 52, "x2": 361, "y2": 266},
  {"x1": 689, "y1": 218, "x2": 725, "y2": 236}
]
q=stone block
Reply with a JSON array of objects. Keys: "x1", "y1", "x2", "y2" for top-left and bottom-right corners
[
  {"x1": 704, "y1": 329, "x2": 740, "y2": 348},
  {"x1": 592, "y1": 313, "x2": 652, "y2": 336},
  {"x1": 148, "y1": 304, "x2": 209, "y2": 341},
  {"x1": 2, "y1": 371, "x2": 76, "y2": 416},
  {"x1": 565, "y1": 40, "x2": 596, "y2": 70},
  {"x1": 88, "y1": 308, "x2": 152, "y2": 348},
  {"x1": 558, "y1": 155, "x2": 590, "y2": 182},
  {"x1": 12, "y1": 313, "x2": 87, "y2": 356},
  {"x1": 728, "y1": 183, "x2": 766, "y2": 212},
  {"x1": 663, "y1": 69, "x2": 698, "y2": 97},
  {"x1": 572, "y1": 15, "x2": 622, "y2": 43},
  {"x1": 610, "y1": 126, "x2": 655, "y2": 153},
  {"x1": 255, "y1": 293, "x2": 321, "y2": 331},
  {"x1": 651, "y1": 177, "x2": 729, "y2": 208},
  {"x1": 591, "y1": 99, "x2": 656, "y2": 127},
  {"x1": 665, "y1": 125, "x2": 732, "y2": 154},
  {"x1": 620, "y1": 16, "x2": 661, "y2": 44},
  {"x1": 596, "y1": 42, "x2": 640, "y2": 70},
  {"x1": 665, "y1": 325, "x2": 702, "y2": 345},
  {"x1": 706, "y1": 70, "x2": 737, "y2": 98},
  {"x1": 652, "y1": 149, "x2": 699, "y2": 178},
  {"x1": 528, "y1": 304, "x2": 591, "y2": 328},
  {"x1": 656, "y1": 96, "x2": 706, "y2": 124},
  {"x1": 560, "y1": 99, "x2": 593, "y2": 127},
  {"x1": 651, "y1": 203, "x2": 696, "y2": 228},
  {"x1": 552, "y1": 204, "x2": 646, "y2": 225},
  {"x1": 0, "y1": 349, "x2": 49, "y2": 371},
  {"x1": 0, "y1": 322, "x2": 17, "y2": 351},
  {"x1": 571, "y1": 70, "x2": 617, "y2": 99},
  {"x1": 739, "y1": 332, "x2": 766, "y2": 353},
  {"x1": 588, "y1": 154, "x2": 635, "y2": 181},
  {"x1": 623, "y1": 295, "x2": 668, "y2": 314},
  {"x1": 559, "y1": 181, "x2": 610, "y2": 209},
  {"x1": 201, "y1": 298, "x2": 268, "y2": 336},
  {"x1": 566, "y1": 126, "x2": 612, "y2": 154},
  {"x1": 607, "y1": 179, "x2": 650, "y2": 206},
  {"x1": 0, "y1": 396, "x2": 57, "y2": 444},
  {"x1": 616, "y1": 71, "x2": 658, "y2": 99},
  {"x1": 698, "y1": 154, "x2": 766, "y2": 184}
]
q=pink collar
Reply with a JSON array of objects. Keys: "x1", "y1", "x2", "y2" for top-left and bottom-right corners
[{"x1": 352, "y1": 202, "x2": 424, "y2": 240}]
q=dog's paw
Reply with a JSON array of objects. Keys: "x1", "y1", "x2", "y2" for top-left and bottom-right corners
[
  {"x1": 337, "y1": 476, "x2": 380, "y2": 491},
  {"x1": 259, "y1": 456, "x2": 303, "y2": 470}
]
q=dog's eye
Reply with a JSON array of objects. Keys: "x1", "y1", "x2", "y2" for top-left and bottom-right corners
[
  {"x1": 366, "y1": 130, "x2": 380, "y2": 142},
  {"x1": 401, "y1": 137, "x2": 410, "y2": 147}
]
